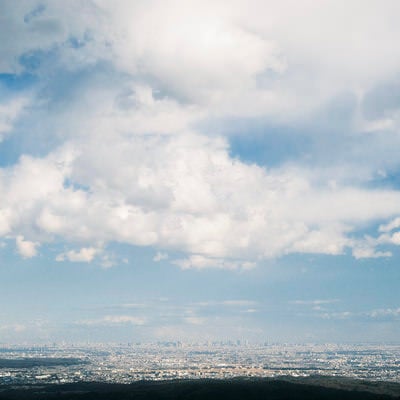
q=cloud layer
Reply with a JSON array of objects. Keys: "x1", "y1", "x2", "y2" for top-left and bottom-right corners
[{"x1": 2, "y1": 1, "x2": 400, "y2": 268}]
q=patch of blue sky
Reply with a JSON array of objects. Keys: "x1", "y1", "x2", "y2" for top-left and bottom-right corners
[
  {"x1": 221, "y1": 116, "x2": 400, "y2": 194},
  {"x1": 203, "y1": 93, "x2": 357, "y2": 168},
  {"x1": 63, "y1": 179, "x2": 90, "y2": 193},
  {"x1": 23, "y1": 3, "x2": 46, "y2": 24},
  {"x1": 86, "y1": 240, "x2": 400, "y2": 320},
  {"x1": 256, "y1": 252, "x2": 400, "y2": 315},
  {"x1": 37, "y1": 60, "x2": 126, "y2": 109},
  {"x1": 19, "y1": 50, "x2": 45, "y2": 71},
  {"x1": 362, "y1": 79, "x2": 400, "y2": 120},
  {"x1": 19, "y1": 258, "x2": 400, "y2": 334},
  {"x1": 0, "y1": 73, "x2": 37, "y2": 91},
  {"x1": 371, "y1": 169, "x2": 400, "y2": 190},
  {"x1": 1, "y1": 235, "x2": 399, "y2": 342},
  {"x1": 67, "y1": 35, "x2": 90, "y2": 49},
  {"x1": 227, "y1": 121, "x2": 311, "y2": 167},
  {"x1": 0, "y1": 116, "x2": 60, "y2": 167},
  {"x1": 0, "y1": 60, "x2": 124, "y2": 167}
]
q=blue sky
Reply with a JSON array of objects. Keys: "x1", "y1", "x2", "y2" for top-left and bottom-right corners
[{"x1": 1, "y1": 0, "x2": 400, "y2": 343}]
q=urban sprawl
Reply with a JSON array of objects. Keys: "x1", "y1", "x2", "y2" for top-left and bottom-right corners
[{"x1": 0, "y1": 343, "x2": 399, "y2": 384}]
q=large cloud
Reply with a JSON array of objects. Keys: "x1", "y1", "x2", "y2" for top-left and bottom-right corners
[
  {"x1": 3, "y1": 1, "x2": 400, "y2": 120},
  {"x1": 0, "y1": 130, "x2": 400, "y2": 267}
]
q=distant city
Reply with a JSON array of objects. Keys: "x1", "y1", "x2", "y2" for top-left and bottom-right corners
[{"x1": 0, "y1": 343, "x2": 399, "y2": 385}]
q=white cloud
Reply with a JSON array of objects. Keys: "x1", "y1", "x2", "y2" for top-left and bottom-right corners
[
  {"x1": 153, "y1": 251, "x2": 169, "y2": 262},
  {"x1": 56, "y1": 247, "x2": 99, "y2": 263},
  {"x1": 379, "y1": 217, "x2": 400, "y2": 233},
  {"x1": 102, "y1": 315, "x2": 146, "y2": 325},
  {"x1": 352, "y1": 246, "x2": 392, "y2": 260},
  {"x1": 82, "y1": 0, "x2": 400, "y2": 127},
  {"x1": 291, "y1": 299, "x2": 339, "y2": 306},
  {"x1": 222, "y1": 300, "x2": 258, "y2": 307},
  {"x1": 3, "y1": 0, "x2": 400, "y2": 123},
  {"x1": 367, "y1": 308, "x2": 400, "y2": 319},
  {"x1": 304, "y1": 306, "x2": 400, "y2": 321},
  {"x1": 0, "y1": 1, "x2": 100, "y2": 73},
  {"x1": 96, "y1": 1, "x2": 283, "y2": 106},
  {"x1": 184, "y1": 316, "x2": 206, "y2": 325},
  {"x1": 99, "y1": 253, "x2": 117, "y2": 269},
  {"x1": 1, "y1": 132, "x2": 400, "y2": 266},
  {"x1": 117, "y1": 303, "x2": 147, "y2": 309},
  {"x1": 78, "y1": 315, "x2": 146, "y2": 326},
  {"x1": 172, "y1": 255, "x2": 256, "y2": 270},
  {"x1": 15, "y1": 235, "x2": 38, "y2": 258},
  {"x1": 0, "y1": 323, "x2": 26, "y2": 333},
  {"x1": 318, "y1": 311, "x2": 353, "y2": 320},
  {"x1": 0, "y1": 98, "x2": 27, "y2": 141},
  {"x1": 352, "y1": 228, "x2": 400, "y2": 259}
]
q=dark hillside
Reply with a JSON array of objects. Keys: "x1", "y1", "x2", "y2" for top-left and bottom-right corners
[{"x1": 0, "y1": 378, "x2": 399, "y2": 400}]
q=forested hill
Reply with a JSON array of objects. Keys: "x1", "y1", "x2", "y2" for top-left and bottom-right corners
[{"x1": 0, "y1": 378, "x2": 400, "y2": 400}]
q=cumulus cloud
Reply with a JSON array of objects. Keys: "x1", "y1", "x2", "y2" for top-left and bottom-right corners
[
  {"x1": 3, "y1": 0, "x2": 400, "y2": 121},
  {"x1": 92, "y1": 1, "x2": 400, "y2": 125},
  {"x1": 1, "y1": 131, "x2": 400, "y2": 266},
  {"x1": 56, "y1": 247, "x2": 99, "y2": 263},
  {"x1": 15, "y1": 235, "x2": 38, "y2": 258}
]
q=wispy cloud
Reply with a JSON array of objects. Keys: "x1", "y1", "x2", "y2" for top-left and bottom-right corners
[
  {"x1": 222, "y1": 300, "x2": 258, "y2": 307},
  {"x1": 0, "y1": 324, "x2": 26, "y2": 333},
  {"x1": 318, "y1": 311, "x2": 353, "y2": 320},
  {"x1": 77, "y1": 315, "x2": 147, "y2": 326},
  {"x1": 366, "y1": 308, "x2": 400, "y2": 319},
  {"x1": 193, "y1": 300, "x2": 258, "y2": 308},
  {"x1": 153, "y1": 252, "x2": 169, "y2": 262},
  {"x1": 307, "y1": 307, "x2": 400, "y2": 321},
  {"x1": 56, "y1": 247, "x2": 100, "y2": 263},
  {"x1": 184, "y1": 316, "x2": 206, "y2": 325},
  {"x1": 173, "y1": 256, "x2": 256, "y2": 270},
  {"x1": 290, "y1": 299, "x2": 340, "y2": 306}
]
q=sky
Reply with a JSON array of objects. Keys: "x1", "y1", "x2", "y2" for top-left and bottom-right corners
[{"x1": 1, "y1": 0, "x2": 400, "y2": 344}]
